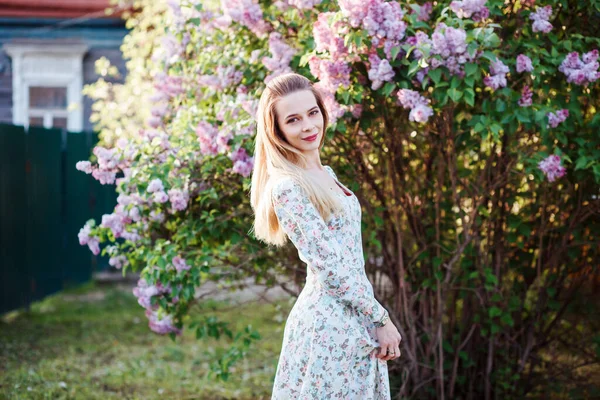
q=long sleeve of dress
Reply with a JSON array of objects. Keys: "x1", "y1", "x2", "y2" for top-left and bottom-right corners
[{"x1": 271, "y1": 177, "x2": 387, "y2": 324}]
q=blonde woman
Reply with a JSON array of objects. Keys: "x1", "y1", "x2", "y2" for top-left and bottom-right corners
[{"x1": 250, "y1": 73, "x2": 401, "y2": 399}]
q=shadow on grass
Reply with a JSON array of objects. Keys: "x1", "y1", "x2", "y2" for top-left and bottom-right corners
[{"x1": 0, "y1": 281, "x2": 293, "y2": 399}]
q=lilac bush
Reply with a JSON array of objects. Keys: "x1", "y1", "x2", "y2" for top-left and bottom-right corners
[{"x1": 78, "y1": 0, "x2": 600, "y2": 396}]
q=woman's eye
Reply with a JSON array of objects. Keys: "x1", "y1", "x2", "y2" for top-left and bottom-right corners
[
  {"x1": 310, "y1": 110, "x2": 319, "y2": 116},
  {"x1": 287, "y1": 118, "x2": 298, "y2": 124}
]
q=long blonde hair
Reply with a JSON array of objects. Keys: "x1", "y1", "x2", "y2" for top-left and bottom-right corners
[{"x1": 249, "y1": 73, "x2": 344, "y2": 247}]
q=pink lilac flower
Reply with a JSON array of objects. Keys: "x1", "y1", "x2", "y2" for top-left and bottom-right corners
[
  {"x1": 547, "y1": 109, "x2": 569, "y2": 128},
  {"x1": 121, "y1": 229, "x2": 141, "y2": 243},
  {"x1": 109, "y1": 255, "x2": 128, "y2": 269},
  {"x1": 133, "y1": 278, "x2": 171, "y2": 310},
  {"x1": 229, "y1": 146, "x2": 254, "y2": 177},
  {"x1": 484, "y1": 58, "x2": 509, "y2": 90},
  {"x1": 76, "y1": 161, "x2": 92, "y2": 174},
  {"x1": 195, "y1": 121, "x2": 220, "y2": 156},
  {"x1": 198, "y1": 66, "x2": 243, "y2": 91},
  {"x1": 172, "y1": 256, "x2": 191, "y2": 273},
  {"x1": 91, "y1": 170, "x2": 116, "y2": 185},
  {"x1": 529, "y1": 6, "x2": 553, "y2": 33},
  {"x1": 149, "y1": 210, "x2": 165, "y2": 223},
  {"x1": 153, "y1": 191, "x2": 169, "y2": 204},
  {"x1": 279, "y1": 0, "x2": 323, "y2": 10},
  {"x1": 314, "y1": 82, "x2": 345, "y2": 124},
  {"x1": 350, "y1": 104, "x2": 363, "y2": 118},
  {"x1": 518, "y1": 85, "x2": 533, "y2": 107},
  {"x1": 538, "y1": 155, "x2": 566, "y2": 182},
  {"x1": 101, "y1": 212, "x2": 126, "y2": 238},
  {"x1": 147, "y1": 178, "x2": 164, "y2": 193},
  {"x1": 558, "y1": 50, "x2": 600, "y2": 86},
  {"x1": 409, "y1": 103, "x2": 434, "y2": 123},
  {"x1": 145, "y1": 309, "x2": 182, "y2": 335},
  {"x1": 168, "y1": 188, "x2": 189, "y2": 211},
  {"x1": 220, "y1": 0, "x2": 270, "y2": 37},
  {"x1": 78, "y1": 222, "x2": 100, "y2": 255},
  {"x1": 314, "y1": 12, "x2": 347, "y2": 58},
  {"x1": 450, "y1": 0, "x2": 489, "y2": 21},
  {"x1": 516, "y1": 54, "x2": 534, "y2": 73},
  {"x1": 367, "y1": 53, "x2": 395, "y2": 90},
  {"x1": 150, "y1": 72, "x2": 185, "y2": 103},
  {"x1": 308, "y1": 56, "x2": 351, "y2": 93},
  {"x1": 262, "y1": 32, "x2": 297, "y2": 83},
  {"x1": 396, "y1": 89, "x2": 433, "y2": 123}
]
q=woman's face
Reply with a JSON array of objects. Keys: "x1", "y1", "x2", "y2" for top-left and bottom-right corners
[{"x1": 274, "y1": 89, "x2": 324, "y2": 154}]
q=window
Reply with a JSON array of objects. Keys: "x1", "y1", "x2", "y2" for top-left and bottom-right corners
[{"x1": 2, "y1": 43, "x2": 88, "y2": 131}]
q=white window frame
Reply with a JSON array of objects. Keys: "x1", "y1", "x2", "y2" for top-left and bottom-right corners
[{"x1": 2, "y1": 43, "x2": 88, "y2": 132}]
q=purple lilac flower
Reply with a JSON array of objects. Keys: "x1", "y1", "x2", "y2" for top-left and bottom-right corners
[
  {"x1": 363, "y1": 0, "x2": 407, "y2": 48},
  {"x1": 229, "y1": 147, "x2": 254, "y2": 177},
  {"x1": 109, "y1": 255, "x2": 128, "y2": 269},
  {"x1": 338, "y1": 0, "x2": 370, "y2": 28},
  {"x1": 430, "y1": 23, "x2": 474, "y2": 76},
  {"x1": 414, "y1": 2, "x2": 433, "y2": 22},
  {"x1": 173, "y1": 256, "x2": 191, "y2": 273},
  {"x1": 558, "y1": 50, "x2": 600, "y2": 86},
  {"x1": 367, "y1": 53, "x2": 395, "y2": 90},
  {"x1": 538, "y1": 155, "x2": 566, "y2": 182},
  {"x1": 396, "y1": 89, "x2": 434, "y2": 123},
  {"x1": 529, "y1": 6, "x2": 553, "y2": 33},
  {"x1": 147, "y1": 178, "x2": 164, "y2": 194},
  {"x1": 315, "y1": 82, "x2": 345, "y2": 124},
  {"x1": 308, "y1": 56, "x2": 351, "y2": 94},
  {"x1": 220, "y1": 0, "x2": 270, "y2": 37},
  {"x1": 133, "y1": 278, "x2": 171, "y2": 310},
  {"x1": 145, "y1": 309, "x2": 182, "y2": 335},
  {"x1": 547, "y1": 109, "x2": 569, "y2": 128},
  {"x1": 198, "y1": 66, "x2": 243, "y2": 91},
  {"x1": 314, "y1": 12, "x2": 347, "y2": 58},
  {"x1": 168, "y1": 188, "x2": 189, "y2": 211},
  {"x1": 78, "y1": 222, "x2": 100, "y2": 255},
  {"x1": 196, "y1": 121, "x2": 220, "y2": 156},
  {"x1": 484, "y1": 58, "x2": 509, "y2": 90},
  {"x1": 262, "y1": 32, "x2": 297, "y2": 83},
  {"x1": 153, "y1": 191, "x2": 169, "y2": 204},
  {"x1": 518, "y1": 85, "x2": 533, "y2": 107},
  {"x1": 450, "y1": 0, "x2": 489, "y2": 21},
  {"x1": 516, "y1": 54, "x2": 534, "y2": 73}
]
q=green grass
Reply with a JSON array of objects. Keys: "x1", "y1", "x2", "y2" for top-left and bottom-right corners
[{"x1": 0, "y1": 281, "x2": 294, "y2": 399}]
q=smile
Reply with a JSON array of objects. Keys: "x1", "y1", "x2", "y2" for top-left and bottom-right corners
[{"x1": 302, "y1": 133, "x2": 318, "y2": 141}]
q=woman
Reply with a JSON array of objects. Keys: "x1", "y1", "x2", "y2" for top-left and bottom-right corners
[{"x1": 250, "y1": 73, "x2": 402, "y2": 399}]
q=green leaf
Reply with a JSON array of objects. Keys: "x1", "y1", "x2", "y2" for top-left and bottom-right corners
[
  {"x1": 465, "y1": 63, "x2": 478, "y2": 77},
  {"x1": 429, "y1": 68, "x2": 442, "y2": 85},
  {"x1": 382, "y1": 82, "x2": 396, "y2": 97},
  {"x1": 489, "y1": 306, "x2": 502, "y2": 318},
  {"x1": 464, "y1": 89, "x2": 475, "y2": 106},
  {"x1": 448, "y1": 88, "x2": 462, "y2": 102}
]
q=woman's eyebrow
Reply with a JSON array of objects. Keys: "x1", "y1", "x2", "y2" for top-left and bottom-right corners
[{"x1": 285, "y1": 106, "x2": 319, "y2": 120}]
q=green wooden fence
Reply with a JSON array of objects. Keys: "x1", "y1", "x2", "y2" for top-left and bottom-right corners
[{"x1": 0, "y1": 123, "x2": 117, "y2": 314}]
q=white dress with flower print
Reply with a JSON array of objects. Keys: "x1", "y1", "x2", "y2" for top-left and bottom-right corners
[{"x1": 270, "y1": 165, "x2": 391, "y2": 399}]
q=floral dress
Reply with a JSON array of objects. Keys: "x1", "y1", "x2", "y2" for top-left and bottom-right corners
[{"x1": 270, "y1": 165, "x2": 391, "y2": 399}]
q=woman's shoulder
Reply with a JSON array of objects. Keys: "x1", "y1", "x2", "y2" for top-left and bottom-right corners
[{"x1": 270, "y1": 175, "x2": 302, "y2": 202}]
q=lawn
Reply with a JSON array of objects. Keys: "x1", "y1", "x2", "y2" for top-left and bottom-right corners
[{"x1": 0, "y1": 281, "x2": 293, "y2": 399}]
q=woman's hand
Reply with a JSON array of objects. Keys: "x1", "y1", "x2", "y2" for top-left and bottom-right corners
[{"x1": 375, "y1": 321, "x2": 402, "y2": 361}]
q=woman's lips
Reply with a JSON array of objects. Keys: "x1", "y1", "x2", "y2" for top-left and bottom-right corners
[{"x1": 302, "y1": 133, "x2": 318, "y2": 141}]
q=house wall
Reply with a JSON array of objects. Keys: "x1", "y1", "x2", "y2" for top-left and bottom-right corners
[{"x1": 0, "y1": 16, "x2": 128, "y2": 132}]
